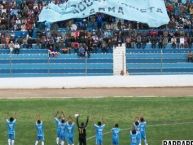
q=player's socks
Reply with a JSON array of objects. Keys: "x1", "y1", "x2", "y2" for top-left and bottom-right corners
[
  {"x1": 56, "y1": 137, "x2": 59, "y2": 145},
  {"x1": 8, "y1": 139, "x2": 11, "y2": 145},
  {"x1": 61, "y1": 141, "x2": 64, "y2": 145},
  {"x1": 35, "y1": 140, "x2": 38, "y2": 145},
  {"x1": 41, "y1": 141, "x2": 44, "y2": 145},
  {"x1": 11, "y1": 140, "x2": 15, "y2": 145},
  {"x1": 144, "y1": 139, "x2": 148, "y2": 145}
]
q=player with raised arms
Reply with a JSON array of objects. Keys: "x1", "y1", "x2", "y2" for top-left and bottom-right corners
[
  {"x1": 66, "y1": 116, "x2": 75, "y2": 145},
  {"x1": 59, "y1": 116, "x2": 67, "y2": 145},
  {"x1": 130, "y1": 129, "x2": 139, "y2": 145},
  {"x1": 112, "y1": 123, "x2": 120, "y2": 145},
  {"x1": 76, "y1": 114, "x2": 89, "y2": 145},
  {"x1": 35, "y1": 114, "x2": 45, "y2": 145},
  {"x1": 133, "y1": 118, "x2": 141, "y2": 145},
  {"x1": 139, "y1": 117, "x2": 148, "y2": 145},
  {"x1": 94, "y1": 118, "x2": 105, "y2": 145},
  {"x1": 54, "y1": 111, "x2": 64, "y2": 145},
  {"x1": 6, "y1": 112, "x2": 16, "y2": 145}
]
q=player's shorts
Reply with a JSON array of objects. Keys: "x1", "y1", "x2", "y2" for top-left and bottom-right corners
[
  {"x1": 130, "y1": 143, "x2": 138, "y2": 145},
  {"x1": 67, "y1": 136, "x2": 74, "y2": 144},
  {"x1": 59, "y1": 134, "x2": 66, "y2": 141},
  {"x1": 8, "y1": 134, "x2": 15, "y2": 140},
  {"x1": 141, "y1": 132, "x2": 146, "y2": 140},
  {"x1": 56, "y1": 130, "x2": 60, "y2": 137},
  {"x1": 112, "y1": 137, "x2": 119, "y2": 145},
  {"x1": 141, "y1": 132, "x2": 146, "y2": 139},
  {"x1": 36, "y1": 135, "x2": 44, "y2": 141},
  {"x1": 137, "y1": 132, "x2": 141, "y2": 144},
  {"x1": 96, "y1": 137, "x2": 103, "y2": 145}
]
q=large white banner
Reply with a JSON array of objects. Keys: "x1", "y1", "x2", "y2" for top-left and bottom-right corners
[{"x1": 39, "y1": 0, "x2": 170, "y2": 27}]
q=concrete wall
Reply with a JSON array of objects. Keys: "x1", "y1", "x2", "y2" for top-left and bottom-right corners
[{"x1": 0, "y1": 75, "x2": 193, "y2": 89}]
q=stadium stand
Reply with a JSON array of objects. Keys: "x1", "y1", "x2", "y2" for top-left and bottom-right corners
[{"x1": 0, "y1": 0, "x2": 193, "y2": 77}]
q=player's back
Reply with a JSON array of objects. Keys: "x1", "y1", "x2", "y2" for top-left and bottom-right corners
[
  {"x1": 139, "y1": 121, "x2": 146, "y2": 133},
  {"x1": 112, "y1": 128, "x2": 120, "y2": 138},
  {"x1": 7, "y1": 119, "x2": 16, "y2": 135},
  {"x1": 59, "y1": 122, "x2": 67, "y2": 135},
  {"x1": 94, "y1": 124, "x2": 105, "y2": 138},
  {"x1": 130, "y1": 133, "x2": 138, "y2": 145},
  {"x1": 36, "y1": 122, "x2": 44, "y2": 137},
  {"x1": 66, "y1": 123, "x2": 75, "y2": 135}
]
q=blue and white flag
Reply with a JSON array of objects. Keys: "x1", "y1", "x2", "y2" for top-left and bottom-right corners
[{"x1": 39, "y1": 0, "x2": 170, "y2": 27}]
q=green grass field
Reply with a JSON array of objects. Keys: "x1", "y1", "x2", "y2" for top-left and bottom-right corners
[{"x1": 0, "y1": 97, "x2": 193, "y2": 145}]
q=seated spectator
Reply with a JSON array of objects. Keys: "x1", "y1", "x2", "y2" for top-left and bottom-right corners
[
  {"x1": 61, "y1": 48, "x2": 70, "y2": 54},
  {"x1": 48, "y1": 46, "x2": 59, "y2": 57}
]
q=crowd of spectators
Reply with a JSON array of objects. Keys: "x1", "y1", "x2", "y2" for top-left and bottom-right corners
[{"x1": 0, "y1": 0, "x2": 193, "y2": 57}]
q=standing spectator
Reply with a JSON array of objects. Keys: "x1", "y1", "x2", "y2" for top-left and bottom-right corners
[
  {"x1": 187, "y1": 51, "x2": 193, "y2": 62},
  {"x1": 126, "y1": 36, "x2": 132, "y2": 48},
  {"x1": 151, "y1": 36, "x2": 157, "y2": 49},
  {"x1": 141, "y1": 36, "x2": 147, "y2": 49},
  {"x1": 9, "y1": 41, "x2": 15, "y2": 54},
  {"x1": 136, "y1": 35, "x2": 142, "y2": 48},
  {"x1": 158, "y1": 36, "x2": 163, "y2": 49},
  {"x1": 187, "y1": 36, "x2": 192, "y2": 49},
  {"x1": 171, "y1": 36, "x2": 177, "y2": 48},
  {"x1": 180, "y1": 36, "x2": 185, "y2": 48},
  {"x1": 78, "y1": 44, "x2": 85, "y2": 57},
  {"x1": 176, "y1": 37, "x2": 180, "y2": 48},
  {"x1": 14, "y1": 41, "x2": 20, "y2": 54},
  {"x1": 163, "y1": 36, "x2": 168, "y2": 48}
]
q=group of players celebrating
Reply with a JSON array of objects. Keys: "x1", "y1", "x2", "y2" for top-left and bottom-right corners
[{"x1": 6, "y1": 111, "x2": 148, "y2": 145}]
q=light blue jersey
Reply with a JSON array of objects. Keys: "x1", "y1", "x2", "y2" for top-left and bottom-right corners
[
  {"x1": 134, "y1": 122, "x2": 141, "y2": 144},
  {"x1": 7, "y1": 119, "x2": 16, "y2": 140},
  {"x1": 130, "y1": 132, "x2": 138, "y2": 145},
  {"x1": 59, "y1": 122, "x2": 67, "y2": 141},
  {"x1": 36, "y1": 121, "x2": 44, "y2": 141},
  {"x1": 112, "y1": 128, "x2": 120, "y2": 145},
  {"x1": 94, "y1": 124, "x2": 105, "y2": 145},
  {"x1": 54, "y1": 117, "x2": 61, "y2": 137},
  {"x1": 139, "y1": 121, "x2": 147, "y2": 139},
  {"x1": 66, "y1": 122, "x2": 75, "y2": 144}
]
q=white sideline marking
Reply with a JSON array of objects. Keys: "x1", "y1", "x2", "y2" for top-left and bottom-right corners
[{"x1": 86, "y1": 121, "x2": 193, "y2": 141}]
